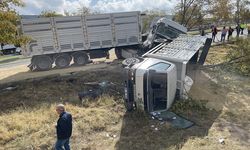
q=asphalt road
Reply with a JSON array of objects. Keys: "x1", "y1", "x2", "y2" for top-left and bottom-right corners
[{"x1": 0, "y1": 58, "x2": 30, "y2": 69}]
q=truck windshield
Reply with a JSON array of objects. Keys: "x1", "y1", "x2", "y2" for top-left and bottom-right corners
[{"x1": 147, "y1": 63, "x2": 170, "y2": 112}]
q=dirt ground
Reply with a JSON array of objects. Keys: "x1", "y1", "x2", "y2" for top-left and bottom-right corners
[{"x1": 0, "y1": 46, "x2": 250, "y2": 149}]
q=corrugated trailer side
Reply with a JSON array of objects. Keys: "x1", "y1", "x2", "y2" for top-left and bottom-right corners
[{"x1": 21, "y1": 11, "x2": 141, "y2": 71}]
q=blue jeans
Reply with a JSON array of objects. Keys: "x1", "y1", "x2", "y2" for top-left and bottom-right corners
[{"x1": 55, "y1": 138, "x2": 70, "y2": 150}]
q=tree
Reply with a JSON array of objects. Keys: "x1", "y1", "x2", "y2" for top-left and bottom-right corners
[
  {"x1": 210, "y1": 0, "x2": 234, "y2": 23},
  {"x1": 235, "y1": 0, "x2": 250, "y2": 24},
  {"x1": 141, "y1": 10, "x2": 166, "y2": 33},
  {"x1": 173, "y1": 0, "x2": 210, "y2": 29},
  {"x1": 0, "y1": 0, "x2": 30, "y2": 46},
  {"x1": 77, "y1": 5, "x2": 91, "y2": 16},
  {"x1": 40, "y1": 10, "x2": 63, "y2": 17}
]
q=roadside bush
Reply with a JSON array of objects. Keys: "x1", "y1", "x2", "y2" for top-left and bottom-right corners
[{"x1": 226, "y1": 37, "x2": 250, "y2": 75}]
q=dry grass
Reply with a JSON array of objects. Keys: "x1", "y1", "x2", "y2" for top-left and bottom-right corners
[
  {"x1": 0, "y1": 96, "x2": 124, "y2": 150},
  {"x1": 0, "y1": 56, "x2": 250, "y2": 149}
]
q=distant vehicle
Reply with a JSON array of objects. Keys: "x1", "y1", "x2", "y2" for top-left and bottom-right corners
[
  {"x1": 20, "y1": 11, "x2": 187, "y2": 71},
  {"x1": 0, "y1": 44, "x2": 22, "y2": 55}
]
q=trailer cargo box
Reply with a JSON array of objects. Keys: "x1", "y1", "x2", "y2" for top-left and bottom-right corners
[{"x1": 21, "y1": 11, "x2": 141, "y2": 57}]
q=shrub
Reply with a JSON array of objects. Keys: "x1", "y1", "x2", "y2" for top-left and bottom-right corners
[{"x1": 226, "y1": 37, "x2": 250, "y2": 75}]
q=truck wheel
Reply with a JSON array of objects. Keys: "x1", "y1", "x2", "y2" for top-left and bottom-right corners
[
  {"x1": 115, "y1": 48, "x2": 138, "y2": 59},
  {"x1": 55, "y1": 54, "x2": 71, "y2": 68},
  {"x1": 73, "y1": 52, "x2": 89, "y2": 65},
  {"x1": 33, "y1": 55, "x2": 53, "y2": 71},
  {"x1": 122, "y1": 58, "x2": 141, "y2": 67},
  {"x1": 115, "y1": 48, "x2": 124, "y2": 59}
]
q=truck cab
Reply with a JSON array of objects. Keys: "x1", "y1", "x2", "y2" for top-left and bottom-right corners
[
  {"x1": 124, "y1": 58, "x2": 177, "y2": 112},
  {"x1": 142, "y1": 18, "x2": 187, "y2": 51},
  {"x1": 123, "y1": 35, "x2": 212, "y2": 112}
]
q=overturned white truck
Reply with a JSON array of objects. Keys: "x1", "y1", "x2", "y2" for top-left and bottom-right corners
[
  {"x1": 123, "y1": 35, "x2": 212, "y2": 112},
  {"x1": 20, "y1": 11, "x2": 186, "y2": 71}
]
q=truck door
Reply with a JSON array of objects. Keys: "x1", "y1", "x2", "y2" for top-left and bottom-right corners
[{"x1": 147, "y1": 68, "x2": 168, "y2": 112}]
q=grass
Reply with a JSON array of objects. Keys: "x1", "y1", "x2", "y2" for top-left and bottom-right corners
[
  {"x1": 0, "y1": 96, "x2": 123, "y2": 149},
  {"x1": 0, "y1": 55, "x2": 25, "y2": 64},
  {"x1": 0, "y1": 59, "x2": 250, "y2": 149}
]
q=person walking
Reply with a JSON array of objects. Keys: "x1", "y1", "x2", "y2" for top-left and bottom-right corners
[
  {"x1": 221, "y1": 26, "x2": 227, "y2": 42},
  {"x1": 55, "y1": 104, "x2": 72, "y2": 150},
  {"x1": 211, "y1": 26, "x2": 217, "y2": 42},
  {"x1": 228, "y1": 27, "x2": 234, "y2": 41}
]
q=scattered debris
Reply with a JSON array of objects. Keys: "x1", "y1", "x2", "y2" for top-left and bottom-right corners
[
  {"x1": 78, "y1": 89, "x2": 102, "y2": 101},
  {"x1": 4, "y1": 86, "x2": 17, "y2": 90},
  {"x1": 106, "y1": 133, "x2": 117, "y2": 138},
  {"x1": 150, "y1": 111, "x2": 194, "y2": 129},
  {"x1": 160, "y1": 122, "x2": 165, "y2": 125},
  {"x1": 158, "y1": 118, "x2": 163, "y2": 121},
  {"x1": 154, "y1": 127, "x2": 159, "y2": 131},
  {"x1": 219, "y1": 138, "x2": 225, "y2": 145},
  {"x1": 152, "y1": 112, "x2": 157, "y2": 116},
  {"x1": 1, "y1": 86, "x2": 18, "y2": 92}
]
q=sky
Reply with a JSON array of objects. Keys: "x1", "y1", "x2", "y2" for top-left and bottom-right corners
[{"x1": 16, "y1": 0, "x2": 178, "y2": 15}]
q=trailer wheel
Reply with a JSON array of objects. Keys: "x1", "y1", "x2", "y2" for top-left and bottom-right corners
[
  {"x1": 115, "y1": 48, "x2": 124, "y2": 59},
  {"x1": 33, "y1": 55, "x2": 53, "y2": 71},
  {"x1": 73, "y1": 52, "x2": 89, "y2": 65},
  {"x1": 55, "y1": 54, "x2": 71, "y2": 68}
]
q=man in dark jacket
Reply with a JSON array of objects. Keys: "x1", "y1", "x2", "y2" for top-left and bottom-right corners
[{"x1": 55, "y1": 104, "x2": 72, "y2": 150}]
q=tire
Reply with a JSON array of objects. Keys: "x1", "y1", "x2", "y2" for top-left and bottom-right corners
[
  {"x1": 33, "y1": 55, "x2": 53, "y2": 71},
  {"x1": 55, "y1": 54, "x2": 71, "y2": 68},
  {"x1": 73, "y1": 52, "x2": 89, "y2": 65},
  {"x1": 115, "y1": 48, "x2": 124, "y2": 59},
  {"x1": 122, "y1": 58, "x2": 141, "y2": 67}
]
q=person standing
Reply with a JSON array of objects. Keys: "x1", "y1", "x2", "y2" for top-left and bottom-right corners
[
  {"x1": 55, "y1": 104, "x2": 72, "y2": 150},
  {"x1": 221, "y1": 26, "x2": 227, "y2": 42},
  {"x1": 211, "y1": 26, "x2": 217, "y2": 42},
  {"x1": 227, "y1": 27, "x2": 234, "y2": 41}
]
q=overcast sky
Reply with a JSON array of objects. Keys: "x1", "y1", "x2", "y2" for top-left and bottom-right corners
[{"x1": 16, "y1": 0, "x2": 178, "y2": 15}]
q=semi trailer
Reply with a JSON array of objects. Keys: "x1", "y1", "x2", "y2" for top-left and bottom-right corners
[
  {"x1": 20, "y1": 11, "x2": 187, "y2": 71},
  {"x1": 123, "y1": 34, "x2": 212, "y2": 112}
]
